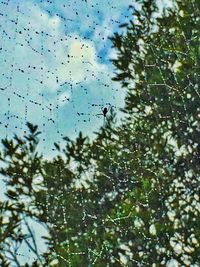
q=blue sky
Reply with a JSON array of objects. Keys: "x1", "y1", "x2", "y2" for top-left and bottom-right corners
[
  {"x1": 0, "y1": 1, "x2": 136, "y2": 262},
  {"x1": 0, "y1": 0, "x2": 135, "y2": 158}
]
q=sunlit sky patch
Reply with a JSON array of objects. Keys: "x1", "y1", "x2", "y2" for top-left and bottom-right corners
[{"x1": 0, "y1": 0, "x2": 135, "y2": 156}]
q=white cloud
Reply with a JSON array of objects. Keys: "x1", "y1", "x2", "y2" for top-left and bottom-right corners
[
  {"x1": 55, "y1": 36, "x2": 107, "y2": 87},
  {"x1": 12, "y1": 3, "x2": 109, "y2": 93}
]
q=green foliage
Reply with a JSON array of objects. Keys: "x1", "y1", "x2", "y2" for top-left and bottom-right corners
[
  {"x1": 0, "y1": 123, "x2": 47, "y2": 266},
  {"x1": 0, "y1": 0, "x2": 200, "y2": 266}
]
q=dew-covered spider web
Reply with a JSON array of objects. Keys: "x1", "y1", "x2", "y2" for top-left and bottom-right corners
[
  {"x1": 0, "y1": 0, "x2": 200, "y2": 266},
  {"x1": 0, "y1": 0, "x2": 133, "y2": 154}
]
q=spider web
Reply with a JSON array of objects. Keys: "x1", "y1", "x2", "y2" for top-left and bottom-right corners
[
  {"x1": 0, "y1": 0, "x2": 199, "y2": 266},
  {"x1": 0, "y1": 0, "x2": 131, "y2": 265},
  {"x1": 0, "y1": 0, "x2": 131, "y2": 155}
]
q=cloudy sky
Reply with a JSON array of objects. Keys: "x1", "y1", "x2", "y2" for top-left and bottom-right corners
[
  {"x1": 0, "y1": 0, "x2": 136, "y2": 262},
  {"x1": 0, "y1": 0, "x2": 135, "y2": 157}
]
